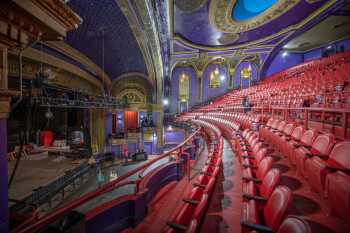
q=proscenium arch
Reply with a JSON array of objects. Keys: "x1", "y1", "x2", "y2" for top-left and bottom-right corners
[{"x1": 110, "y1": 72, "x2": 154, "y2": 103}]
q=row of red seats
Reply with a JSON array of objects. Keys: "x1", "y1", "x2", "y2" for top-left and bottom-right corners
[
  {"x1": 190, "y1": 51, "x2": 350, "y2": 112},
  {"x1": 164, "y1": 120, "x2": 224, "y2": 233},
  {"x1": 260, "y1": 118, "x2": 350, "y2": 219},
  {"x1": 197, "y1": 117, "x2": 312, "y2": 233}
]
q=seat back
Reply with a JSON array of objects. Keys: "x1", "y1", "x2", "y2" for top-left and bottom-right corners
[
  {"x1": 290, "y1": 126, "x2": 304, "y2": 140},
  {"x1": 252, "y1": 142, "x2": 263, "y2": 155},
  {"x1": 283, "y1": 123, "x2": 295, "y2": 136},
  {"x1": 257, "y1": 157, "x2": 273, "y2": 180},
  {"x1": 263, "y1": 186, "x2": 292, "y2": 231},
  {"x1": 271, "y1": 119, "x2": 280, "y2": 129},
  {"x1": 260, "y1": 168, "x2": 281, "y2": 199},
  {"x1": 311, "y1": 134, "x2": 335, "y2": 155},
  {"x1": 276, "y1": 216, "x2": 311, "y2": 233},
  {"x1": 266, "y1": 118, "x2": 274, "y2": 127},
  {"x1": 255, "y1": 148, "x2": 267, "y2": 165},
  {"x1": 328, "y1": 141, "x2": 350, "y2": 169},
  {"x1": 277, "y1": 121, "x2": 287, "y2": 131},
  {"x1": 300, "y1": 129, "x2": 317, "y2": 145}
]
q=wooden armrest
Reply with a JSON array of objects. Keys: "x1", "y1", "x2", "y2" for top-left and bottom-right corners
[
  {"x1": 303, "y1": 145, "x2": 312, "y2": 149},
  {"x1": 242, "y1": 155, "x2": 254, "y2": 159},
  {"x1": 242, "y1": 193, "x2": 267, "y2": 202},
  {"x1": 183, "y1": 198, "x2": 199, "y2": 205},
  {"x1": 240, "y1": 221, "x2": 273, "y2": 233},
  {"x1": 167, "y1": 221, "x2": 188, "y2": 231}
]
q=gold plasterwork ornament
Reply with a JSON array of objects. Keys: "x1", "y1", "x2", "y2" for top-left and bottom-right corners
[
  {"x1": 209, "y1": 0, "x2": 300, "y2": 33},
  {"x1": 178, "y1": 72, "x2": 189, "y2": 101},
  {"x1": 241, "y1": 64, "x2": 252, "y2": 80}
]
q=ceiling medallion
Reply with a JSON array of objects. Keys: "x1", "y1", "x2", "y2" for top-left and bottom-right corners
[
  {"x1": 175, "y1": 0, "x2": 208, "y2": 12},
  {"x1": 209, "y1": 0, "x2": 300, "y2": 33}
]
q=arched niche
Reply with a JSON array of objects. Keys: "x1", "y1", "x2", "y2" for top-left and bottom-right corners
[
  {"x1": 171, "y1": 66, "x2": 197, "y2": 113},
  {"x1": 202, "y1": 64, "x2": 228, "y2": 102},
  {"x1": 233, "y1": 61, "x2": 258, "y2": 89},
  {"x1": 110, "y1": 73, "x2": 154, "y2": 104}
]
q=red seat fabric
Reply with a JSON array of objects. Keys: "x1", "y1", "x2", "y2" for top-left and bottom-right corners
[
  {"x1": 295, "y1": 133, "x2": 334, "y2": 177},
  {"x1": 241, "y1": 186, "x2": 292, "y2": 232},
  {"x1": 286, "y1": 129, "x2": 316, "y2": 165},
  {"x1": 326, "y1": 171, "x2": 350, "y2": 220},
  {"x1": 243, "y1": 168, "x2": 281, "y2": 200},
  {"x1": 276, "y1": 216, "x2": 312, "y2": 233},
  {"x1": 305, "y1": 141, "x2": 350, "y2": 193}
]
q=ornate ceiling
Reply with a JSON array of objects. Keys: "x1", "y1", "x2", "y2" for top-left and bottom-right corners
[{"x1": 171, "y1": 0, "x2": 350, "y2": 78}]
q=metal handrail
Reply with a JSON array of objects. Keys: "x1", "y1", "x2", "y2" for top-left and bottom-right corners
[{"x1": 18, "y1": 127, "x2": 201, "y2": 233}]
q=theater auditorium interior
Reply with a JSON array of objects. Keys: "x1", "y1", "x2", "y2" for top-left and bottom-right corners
[{"x1": 1, "y1": 0, "x2": 350, "y2": 233}]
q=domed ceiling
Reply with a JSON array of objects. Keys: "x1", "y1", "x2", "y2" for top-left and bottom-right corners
[
  {"x1": 173, "y1": 0, "x2": 334, "y2": 48},
  {"x1": 171, "y1": 0, "x2": 350, "y2": 78}
]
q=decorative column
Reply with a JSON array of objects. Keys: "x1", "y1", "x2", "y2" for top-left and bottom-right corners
[
  {"x1": 0, "y1": 45, "x2": 9, "y2": 233},
  {"x1": 156, "y1": 111, "x2": 164, "y2": 148},
  {"x1": 196, "y1": 70, "x2": 203, "y2": 103}
]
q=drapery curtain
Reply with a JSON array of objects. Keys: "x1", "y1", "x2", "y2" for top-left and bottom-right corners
[{"x1": 124, "y1": 111, "x2": 138, "y2": 131}]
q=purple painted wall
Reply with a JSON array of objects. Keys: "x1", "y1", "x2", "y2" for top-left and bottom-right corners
[
  {"x1": 171, "y1": 67, "x2": 197, "y2": 113},
  {"x1": 266, "y1": 52, "x2": 304, "y2": 76},
  {"x1": 0, "y1": 119, "x2": 8, "y2": 233},
  {"x1": 105, "y1": 112, "x2": 113, "y2": 136},
  {"x1": 117, "y1": 112, "x2": 123, "y2": 133},
  {"x1": 233, "y1": 61, "x2": 259, "y2": 89},
  {"x1": 202, "y1": 64, "x2": 228, "y2": 102},
  {"x1": 164, "y1": 129, "x2": 185, "y2": 144}
]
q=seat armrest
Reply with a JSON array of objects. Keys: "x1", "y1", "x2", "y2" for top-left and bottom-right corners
[
  {"x1": 305, "y1": 153, "x2": 313, "y2": 158},
  {"x1": 200, "y1": 171, "x2": 213, "y2": 177},
  {"x1": 303, "y1": 145, "x2": 312, "y2": 149},
  {"x1": 293, "y1": 144, "x2": 302, "y2": 148},
  {"x1": 241, "y1": 149, "x2": 252, "y2": 152},
  {"x1": 326, "y1": 165, "x2": 350, "y2": 173},
  {"x1": 193, "y1": 183, "x2": 206, "y2": 188},
  {"x1": 242, "y1": 177, "x2": 262, "y2": 184},
  {"x1": 242, "y1": 193, "x2": 267, "y2": 202},
  {"x1": 183, "y1": 198, "x2": 199, "y2": 205},
  {"x1": 240, "y1": 221, "x2": 273, "y2": 233},
  {"x1": 167, "y1": 221, "x2": 188, "y2": 231},
  {"x1": 243, "y1": 164, "x2": 257, "y2": 169},
  {"x1": 242, "y1": 155, "x2": 254, "y2": 159}
]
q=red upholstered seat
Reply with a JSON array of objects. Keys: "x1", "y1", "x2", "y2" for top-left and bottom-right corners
[
  {"x1": 241, "y1": 186, "x2": 293, "y2": 232},
  {"x1": 167, "y1": 195, "x2": 208, "y2": 232},
  {"x1": 305, "y1": 141, "x2": 350, "y2": 193},
  {"x1": 326, "y1": 171, "x2": 350, "y2": 220},
  {"x1": 275, "y1": 123, "x2": 295, "y2": 153},
  {"x1": 243, "y1": 157, "x2": 273, "y2": 183},
  {"x1": 282, "y1": 126, "x2": 304, "y2": 162},
  {"x1": 201, "y1": 165, "x2": 220, "y2": 178},
  {"x1": 243, "y1": 168, "x2": 281, "y2": 201},
  {"x1": 276, "y1": 216, "x2": 311, "y2": 233},
  {"x1": 295, "y1": 134, "x2": 335, "y2": 177}
]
